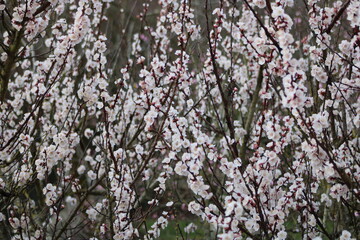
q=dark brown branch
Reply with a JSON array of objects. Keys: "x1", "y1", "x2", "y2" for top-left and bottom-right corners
[
  {"x1": 205, "y1": 1, "x2": 239, "y2": 158},
  {"x1": 265, "y1": 0, "x2": 273, "y2": 15},
  {"x1": 324, "y1": 0, "x2": 351, "y2": 34},
  {"x1": 241, "y1": 0, "x2": 282, "y2": 54}
]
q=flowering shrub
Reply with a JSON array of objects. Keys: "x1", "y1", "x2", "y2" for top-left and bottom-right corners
[{"x1": 0, "y1": 0, "x2": 359, "y2": 239}]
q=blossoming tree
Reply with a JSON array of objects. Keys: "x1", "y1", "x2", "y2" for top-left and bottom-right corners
[{"x1": 0, "y1": 0, "x2": 359, "y2": 239}]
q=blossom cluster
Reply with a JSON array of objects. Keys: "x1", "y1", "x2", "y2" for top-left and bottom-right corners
[{"x1": 0, "y1": 0, "x2": 359, "y2": 239}]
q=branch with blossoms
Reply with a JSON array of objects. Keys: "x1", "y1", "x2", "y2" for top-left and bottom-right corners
[{"x1": 0, "y1": 0, "x2": 360, "y2": 239}]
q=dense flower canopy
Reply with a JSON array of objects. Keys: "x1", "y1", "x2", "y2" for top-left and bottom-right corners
[{"x1": 0, "y1": 0, "x2": 359, "y2": 239}]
